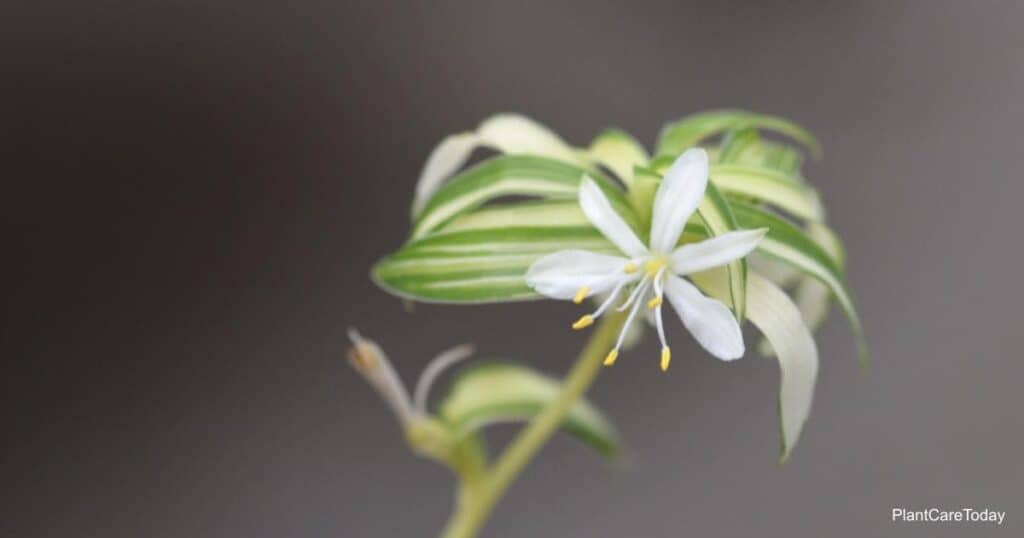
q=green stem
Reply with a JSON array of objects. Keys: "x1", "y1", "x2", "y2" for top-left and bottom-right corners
[{"x1": 440, "y1": 311, "x2": 626, "y2": 538}]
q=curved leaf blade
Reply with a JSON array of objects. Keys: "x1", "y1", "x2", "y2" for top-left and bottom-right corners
[
  {"x1": 412, "y1": 114, "x2": 585, "y2": 217},
  {"x1": 412, "y1": 155, "x2": 634, "y2": 240},
  {"x1": 587, "y1": 128, "x2": 650, "y2": 185},
  {"x1": 373, "y1": 226, "x2": 618, "y2": 303},
  {"x1": 729, "y1": 201, "x2": 868, "y2": 364},
  {"x1": 695, "y1": 180, "x2": 749, "y2": 322},
  {"x1": 656, "y1": 109, "x2": 821, "y2": 159},
  {"x1": 710, "y1": 164, "x2": 824, "y2": 221},
  {"x1": 439, "y1": 362, "x2": 621, "y2": 458},
  {"x1": 692, "y1": 269, "x2": 818, "y2": 463}
]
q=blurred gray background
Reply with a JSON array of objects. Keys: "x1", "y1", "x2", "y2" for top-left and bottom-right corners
[{"x1": 5, "y1": 1, "x2": 1022, "y2": 536}]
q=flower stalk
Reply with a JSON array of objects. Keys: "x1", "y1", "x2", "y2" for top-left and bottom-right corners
[{"x1": 440, "y1": 310, "x2": 626, "y2": 538}]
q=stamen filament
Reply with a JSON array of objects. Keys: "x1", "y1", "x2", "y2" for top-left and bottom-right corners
[
  {"x1": 614, "y1": 280, "x2": 650, "y2": 352},
  {"x1": 592, "y1": 280, "x2": 628, "y2": 318},
  {"x1": 617, "y1": 276, "x2": 650, "y2": 312},
  {"x1": 651, "y1": 268, "x2": 670, "y2": 356},
  {"x1": 654, "y1": 303, "x2": 668, "y2": 350}
]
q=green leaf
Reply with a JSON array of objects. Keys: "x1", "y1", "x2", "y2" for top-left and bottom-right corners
[
  {"x1": 729, "y1": 201, "x2": 868, "y2": 364},
  {"x1": 373, "y1": 226, "x2": 619, "y2": 303},
  {"x1": 717, "y1": 127, "x2": 761, "y2": 164},
  {"x1": 411, "y1": 155, "x2": 635, "y2": 240},
  {"x1": 627, "y1": 165, "x2": 661, "y2": 232},
  {"x1": 439, "y1": 362, "x2": 621, "y2": 458},
  {"x1": 655, "y1": 109, "x2": 822, "y2": 160},
  {"x1": 587, "y1": 128, "x2": 650, "y2": 185},
  {"x1": 439, "y1": 200, "x2": 591, "y2": 234},
  {"x1": 692, "y1": 269, "x2": 818, "y2": 463},
  {"x1": 412, "y1": 114, "x2": 586, "y2": 217},
  {"x1": 792, "y1": 222, "x2": 846, "y2": 338},
  {"x1": 710, "y1": 164, "x2": 824, "y2": 221},
  {"x1": 757, "y1": 141, "x2": 805, "y2": 178},
  {"x1": 695, "y1": 180, "x2": 749, "y2": 323}
]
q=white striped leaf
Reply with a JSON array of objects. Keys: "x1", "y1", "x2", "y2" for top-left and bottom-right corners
[
  {"x1": 692, "y1": 269, "x2": 818, "y2": 463},
  {"x1": 710, "y1": 164, "x2": 824, "y2": 221},
  {"x1": 412, "y1": 114, "x2": 586, "y2": 217},
  {"x1": 717, "y1": 127, "x2": 762, "y2": 164},
  {"x1": 587, "y1": 128, "x2": 650, "y2": 185},
  {"x1": 439, "y1": 362, "x2": 620, "y2": 458},
  {"x1": 411, "y1": 155, "x2": 635, "y2": 240},
  {"x1": 656, "y1": 109, "x2": 822, "y2": 159},
  {"x1": 728, "y1": 201, "x2": 868, "y2": 364},
  {"x1": 694, "y1": 180, "x2": 749, "y2": 323},
  {"x1": 373, "y1": 226, "x2": 619, "y2": 303}
]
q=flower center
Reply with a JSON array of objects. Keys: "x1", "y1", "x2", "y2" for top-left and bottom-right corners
[{"x1": 643, "y1": 256, "x2": 668, "y2": 278}]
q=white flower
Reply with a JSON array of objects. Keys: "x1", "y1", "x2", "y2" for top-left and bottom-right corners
[{"x1": 525, "y1": 148, "x2": 767, "y2": 370}]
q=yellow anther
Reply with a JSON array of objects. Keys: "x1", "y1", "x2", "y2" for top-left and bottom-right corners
[
  {"x1": 603, "y1": 349, "x2": 619, "y2": 366},
  {"x1": 623, "y1": 262, "x2": 638, "y2": 274},
  {"x1": 573, "y1": 287, "x2": 590, "y2": 304},
  {"x1": 647, "y1": 295, "x2": 663, "y2": 308},
  {"x1": 572, "y1": 315, "x2": 594, "y2": 330},
  {"x1": 660, "y1": 347, "x2": 672, "y2": 371}
]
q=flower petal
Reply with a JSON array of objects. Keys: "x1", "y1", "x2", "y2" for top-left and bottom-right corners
[
  {"x1": 670, "y1": 228, "x2": 767, "y2": 275},
  {"x1": 525, "y1": 249, "x2": 632, "y2": 300},
  {"x1": 663, "y1": 275, "x2": 744, "y2": 360},
  {"x1": 579, "y1": 177, "x2": 648, "y2": 257},
  {"x1": 649, "y1": 148, "x2": 709, "y2": 253}
]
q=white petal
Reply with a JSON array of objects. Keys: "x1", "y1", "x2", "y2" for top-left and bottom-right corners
[
  {"x1": 412, "y1": 132, "x2": 481, "y2": 217},
  {"x1": 670, "y1": 228, "x2": 768, "y2": 275},
  {"x1": 691, "y1": 268, "x2": 818, "y2": 463},
  {"x1": 578, "y1": 177, "x2": 648, "y2": 257},
  {"x1": 663, "y1": 275, "x2": 744, "y2": 360},
  {"x1": 525, "y1": 249, "x2": 632, "y2": 300},
  {"x1": 649, "y1": 148, "x2": 709, "y2": 253}
]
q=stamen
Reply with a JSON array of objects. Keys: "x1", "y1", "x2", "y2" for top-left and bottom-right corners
[
  {"x1": 617, "y1": 276, "x2": 650, "y2": 312},
  {"x1": 654, "y1": 296, "x2": 669, "y2": 355},
  {"x1": 603, "y1": 349, "x2": 619, "y2": 366},
  {"x1": 572, "y1": 315, "x2": 594, "y2": 330},
  {"x1": 612, "y1": 280, "x2": 650, "y2": 354},
  {"x1": 623, "y1": 262, "x2": 638, "y2": 274},
  {"x1": 647, "y1": 295, "x2": 663, "y2": 308},
  {"x1": 660, "y1": 347, "x2": 671, "y2": 371},
  {"x1": 592, "y1": 280, "x2": 628, "y2": 318},
  {"x1": 573, "y1": 286, "x2": 590, "y2": 304}
]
